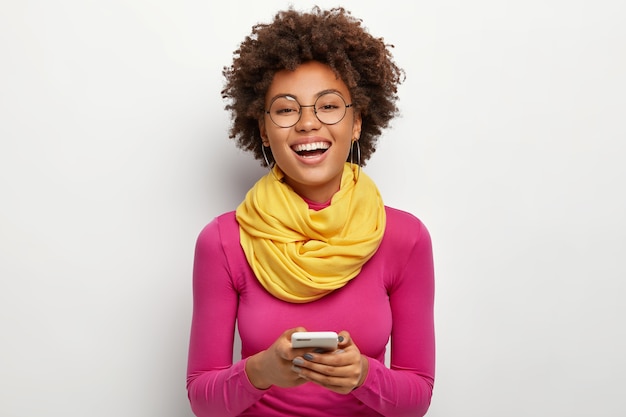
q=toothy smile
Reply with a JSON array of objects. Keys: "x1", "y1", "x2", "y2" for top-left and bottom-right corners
[{"x1": 292, "y1": 142, "x2": 330, "y2": 157}]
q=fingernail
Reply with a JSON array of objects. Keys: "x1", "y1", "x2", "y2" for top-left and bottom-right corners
[
  {"x1": 303, "y1": 353, "x2": 314, "y2": 361},
  {"x1": 291, "y1": 365, "x2": 302, "y2": 373},
  {"x1": 293, "y1": 358, "x2": 304, "y2": 366},
  {"x1": 333, "y1": 349, "x2": 345, "y2": 354},
  {"x1": 313, "y1": 348, "x2": 326, "y2": 354},
  {"x1": 338, "y1": 336, "x2": 345, "y2": 342}
]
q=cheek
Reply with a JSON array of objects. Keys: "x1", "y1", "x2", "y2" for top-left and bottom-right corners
[
  {"x1": 264, "y1": 125, "x2": 288, "y2": 143},
  {"x1": 337, "y1": 130, "x2": 355, "y2": 158},
  {"x1": 340, "y1": 123, "x2": 357, "y2": 143}
]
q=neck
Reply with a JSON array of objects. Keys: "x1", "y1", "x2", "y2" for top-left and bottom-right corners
[{"x1": 284, "y1": 177, "x2": 341, "y2": 204}]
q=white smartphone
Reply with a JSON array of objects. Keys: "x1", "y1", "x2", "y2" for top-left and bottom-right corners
[{"x1": 291, "y1": 331, "x2": 339, "y2": 350}]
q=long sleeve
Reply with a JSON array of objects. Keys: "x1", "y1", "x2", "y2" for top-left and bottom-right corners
[
  {"x1": 186, "y1": 209, "x2": 435, "y2": 417},
  {"x1": 186, "y1": 218, "x2": 265, "y2": 416},
  {"x1": 351, "y1": 212, "x2": 435, "y2": 416}
]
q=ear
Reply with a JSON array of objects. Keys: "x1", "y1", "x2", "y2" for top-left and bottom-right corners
[
  {"x1": 352, "y1": 111, "x2": 362, "y2": 141},
  {"x1": 258, "y1": 118, "x2": 269, "y2": 146}
]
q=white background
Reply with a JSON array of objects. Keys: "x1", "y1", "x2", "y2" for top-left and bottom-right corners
[{"x1": 1, "y1": 1, "x2": 625, "y2": 416}]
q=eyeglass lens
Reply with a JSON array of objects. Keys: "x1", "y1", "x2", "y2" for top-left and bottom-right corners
[{"x1": 267, "y1": 92, "x2": 349, "y2": 128}]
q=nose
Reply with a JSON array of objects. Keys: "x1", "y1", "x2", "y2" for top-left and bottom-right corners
[{"x1": 295, "y1": 105, "x2": 321, "y2": 131}]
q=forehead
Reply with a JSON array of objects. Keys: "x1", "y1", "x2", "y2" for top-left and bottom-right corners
[{"x1": 265, "y1": 61, "x2": 351, "y2": 102}]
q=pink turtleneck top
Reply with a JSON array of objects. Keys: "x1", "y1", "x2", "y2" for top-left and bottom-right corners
[{"x1": 187, "y1": 204, "x2": 435, "y2": 416}]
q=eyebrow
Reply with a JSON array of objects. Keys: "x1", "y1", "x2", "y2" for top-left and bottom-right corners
[{"x1": 268, "y1": 89, "x2": 346, "y2": 102}]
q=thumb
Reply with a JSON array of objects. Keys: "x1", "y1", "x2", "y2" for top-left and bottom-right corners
[{"x1": 337, "y1": 331, "x2": 350, "y2": 348}]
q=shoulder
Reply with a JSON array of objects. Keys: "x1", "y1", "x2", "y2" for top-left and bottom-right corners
[
  {"x1": 380, "y1": 207, "x2": 434, "y2": 290},
  {"x1": 193, "y1": 211, "x2": 244, "y2": 282},
  {"x1": 383, "y1": 206, "x2": 432, "y2": 247},
  {"x1": 195, "y1": 211, "x2": 238, "y2": 250}
]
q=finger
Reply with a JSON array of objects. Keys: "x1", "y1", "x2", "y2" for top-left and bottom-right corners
[
  {"x1": 293, "y1": 354, "x2": 357, "y2": 377},
  {"x1": 285, "y1": 327, "x2": 308, "y2": 339},
  {"x1": 337, "y1": 331, "x2": 350, "y2": 348},
  {"x1": 277, "y1": 327, "x2": 308, "y2": 359},
  {"x1": 298, "y1": 350, "x2": 351, "y2": 367},
  {"x1": 291, "y1": 362, "x2": 359, "y2": 392}
]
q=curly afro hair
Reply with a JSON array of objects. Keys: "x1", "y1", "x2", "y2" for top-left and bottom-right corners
[{"x1": 222, "y1": 6, "x2": 404, "y2": 166}]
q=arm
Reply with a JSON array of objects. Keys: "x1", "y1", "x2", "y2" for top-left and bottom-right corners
[
  {"x1": 287, "y1": 214, "x2": 435, "y2": 416},
  {"x1": 186, "y1": 218, "x2": 265, "y2": 416},
  {"x1": 352, "y1": 217, "x2": 435, "y2": 417}
]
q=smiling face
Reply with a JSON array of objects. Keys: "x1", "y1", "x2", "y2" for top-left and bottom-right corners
[{"x1": 259, "y1": 61, "x2": 362, "y2": 203}]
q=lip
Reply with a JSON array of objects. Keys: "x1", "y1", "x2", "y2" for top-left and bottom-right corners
[{"x1": 290, "y1": 137, "x2": 332, "y2": 164}]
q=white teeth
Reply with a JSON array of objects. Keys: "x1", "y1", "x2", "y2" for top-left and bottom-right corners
[{"x1": 292, "y1": 142, "x2": 330, "y2": 152}]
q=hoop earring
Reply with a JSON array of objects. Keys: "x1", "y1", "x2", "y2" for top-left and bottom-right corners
[
  {"x1": 350, "y1": 140, "x2": 361, "y2": 182},
  {"x1": 261, "y1": 144, "x2": 273, "y2": 168},
  {"x1": 261, "y1": 145, "x2": 282, "y2": 182}
]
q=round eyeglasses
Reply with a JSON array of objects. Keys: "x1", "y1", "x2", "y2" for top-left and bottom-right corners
[{"x1": 265, "y1": 92, "x2": 353, "y2": 128}]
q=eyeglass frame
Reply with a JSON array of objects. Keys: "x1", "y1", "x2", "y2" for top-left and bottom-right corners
[{"x1": 264, "y1": 91, "x2": 354, "y2": 128}]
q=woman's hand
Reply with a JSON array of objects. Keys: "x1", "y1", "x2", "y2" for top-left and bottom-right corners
[
  {"x1": 245, "y1": 327, "x2": 311, "y2": 390},
  {"x1": 290, "y1": 331, "x2": 369, "y2": 394}
]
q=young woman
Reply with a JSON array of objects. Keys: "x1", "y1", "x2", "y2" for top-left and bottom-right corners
[{"x1": 187, "y1": 7, "x2": 435, "y2": 417}]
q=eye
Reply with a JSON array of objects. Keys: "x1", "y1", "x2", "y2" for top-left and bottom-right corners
[
  {"x1": 317, "y1": 103, "x2": 340, "y2": 112},
  {"x1": 270, "y1": 96, "x2": 300, "y2": 116},
  {"x1": 315, "y1": 93, "x2": 345, "y2": 112},
  {"x1": 275, "y1": 107, "x2": 298, "y2": 115}
]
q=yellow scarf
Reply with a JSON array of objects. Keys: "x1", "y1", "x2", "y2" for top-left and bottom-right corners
[{"x1": 236, "y1": 163, "x2": 386, "y2": 303}]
